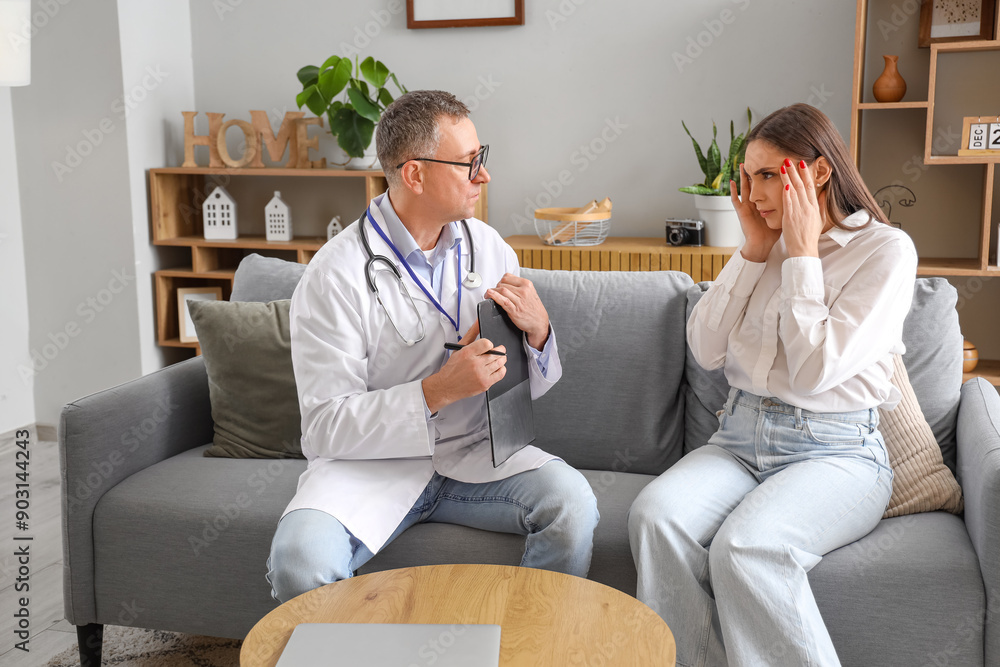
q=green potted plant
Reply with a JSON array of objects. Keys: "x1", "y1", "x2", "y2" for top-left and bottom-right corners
[
  {"x1": 296, "y1": 55, "x2": 408, "y2": 169},
  {"x1": 679, "y1": 108, "x2": 752, "y2": 246}
]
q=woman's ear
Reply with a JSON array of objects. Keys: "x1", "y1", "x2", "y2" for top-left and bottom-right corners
[{"x1": 813, "y1": 156, "x2": 833, "y2": 189}]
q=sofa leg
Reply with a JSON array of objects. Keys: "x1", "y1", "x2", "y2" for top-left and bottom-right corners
[{"x1": 76, "y1": 623, "x2": 103, "y2": 667}]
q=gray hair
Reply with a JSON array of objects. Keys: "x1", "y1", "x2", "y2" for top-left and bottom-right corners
[{"x1": 376, "y1": 90, "x2": 470, "y2": 190}]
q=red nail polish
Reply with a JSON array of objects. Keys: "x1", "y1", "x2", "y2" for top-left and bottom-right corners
[
  {"x1": 780, "y1": 165, "x2": 786, "y2": 174},
  {"x1": 784, "y1": 158, "x2": 792, "y2": 168},
  {"x1": 799, "y1": 160, "x2": 806, "y2": 169},
  {"x1": 785, "y1": 184, "x2": 790, "y2": 191}
]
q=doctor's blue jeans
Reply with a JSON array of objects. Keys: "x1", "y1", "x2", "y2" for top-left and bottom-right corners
[
  {"x1": 628, "y1": 389, "x2": 893, "y2": 667},
  {"x1": 267, "y1": 460, "x2": 598, "y2": 603}
]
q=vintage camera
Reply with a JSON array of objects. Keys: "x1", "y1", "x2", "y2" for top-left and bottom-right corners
[{"x1": 665, "y1": 218, "x2": 704, "y2": 246}]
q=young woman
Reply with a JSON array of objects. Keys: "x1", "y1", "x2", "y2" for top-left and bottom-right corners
[{"x1": 628, "y1": 103, "x2": 917, "y2": 667}]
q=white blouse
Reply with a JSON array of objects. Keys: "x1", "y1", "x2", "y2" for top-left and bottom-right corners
[{"x1": 688, "y1": 211, "x2": 918, "y2": 413}]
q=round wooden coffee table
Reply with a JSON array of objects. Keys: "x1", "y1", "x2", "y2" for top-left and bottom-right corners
[{"x1": 241, "y1": 564, "x2": 675, "y2": 666}]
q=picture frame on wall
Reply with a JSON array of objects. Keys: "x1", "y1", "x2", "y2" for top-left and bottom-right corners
[
  {"x1": 919, "y1": 0, "x2": 997, "y2": 47},
  {"x1": 177, "y1": 286, "x2": 223, "y2": 343},
  {"x1": 406, "y1": 0, "x2": 524, "y2": 29}
]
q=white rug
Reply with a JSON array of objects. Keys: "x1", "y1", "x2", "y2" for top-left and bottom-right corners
[{"x1": 45, "y1": 626, "x2": 241, "y2": 666}]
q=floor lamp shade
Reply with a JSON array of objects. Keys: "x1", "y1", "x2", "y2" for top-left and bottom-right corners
[{"x1": 0, "y1": 0, "x2": 30, "y2": 86}]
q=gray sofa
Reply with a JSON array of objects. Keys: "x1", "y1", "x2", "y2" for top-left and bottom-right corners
[{"x1": 61, "y1": 255, "x2": 1000, "y2": 666}]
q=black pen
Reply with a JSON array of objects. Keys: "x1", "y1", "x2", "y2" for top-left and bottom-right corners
[{"x1": 444, "y1": 342, "x2": 506, "y2": 356}]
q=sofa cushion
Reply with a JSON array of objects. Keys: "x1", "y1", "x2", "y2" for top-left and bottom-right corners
[
  {"x1": 684, "y1": 283, "x2": 730, "y2": 454},
  {"x1": 811, "y1": 512, "x2": 984, "y2": 667},
  {"x1": 188, "y1": 299, "x2": 303, "y2": 458},
  {"x1": 93, "y1": 446, "x2": 306, "y2": 638},
  {"x1": 900, "y1": 277, "x2": 963, "y2": 472},
  {"x1": 524, "y1": 268, "x2": 694, "y2": 475},
  {"x1": 231, "y1": 253, "x2": 307, "y2": 303},
  {"x1": 881, "y1": 354, "x2": 964, "y2": 517}
]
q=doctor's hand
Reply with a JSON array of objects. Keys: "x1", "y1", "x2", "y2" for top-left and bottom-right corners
[
  {"x1": 486, "y1": 274, "x2": 550, "y2": 350},
  {"x1": 732, "y1": 163, "x2": 780, "y2": 263},
  {"x1": 421, "y1": 325, "x2": 507, "y2": 415}
]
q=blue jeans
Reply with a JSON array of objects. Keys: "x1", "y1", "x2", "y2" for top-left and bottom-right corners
[
  {"x1": 628, "y1": 389, "x2": 893, "y2": 667},
  {"x1": 267, "y1": 460, "x2": 599, "y2": 602}
]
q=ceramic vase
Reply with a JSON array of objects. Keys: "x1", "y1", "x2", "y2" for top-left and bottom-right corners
[
  {"x1": 964, "y1": 339, "x2": 979, "y2": 373},
  {"x1": 873, "y1": 55, "x2": 906, "y2": 103},
  {"x1": 693, "y1": 195, "x2": 744, "y2": 247}
]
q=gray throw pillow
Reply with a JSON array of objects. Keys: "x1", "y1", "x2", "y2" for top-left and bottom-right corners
[
  {"x1": 900, "y1": 277, "x2": 962, "y2": 472},
  {"x1": 187, "y1": 299, "x2": 303, "y2": 458},
  {"x1": 526, "y1": 268, "x2": 692, "y2": 475},
  {"x1": 684, "y1": 282, "x2": 730, "y2": 454},
  {"x1": 230, "y1": 253, "x2": 307, "y2": 303}
]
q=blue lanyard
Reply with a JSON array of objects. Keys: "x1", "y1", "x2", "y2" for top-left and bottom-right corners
[{"x1": 365, "y1": 208, "x2": 462, "y2": 336}]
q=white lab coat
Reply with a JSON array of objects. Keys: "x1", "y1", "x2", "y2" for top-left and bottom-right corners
[{"x1": 281, "y1": 195, "x2": 563, "y2": 553}]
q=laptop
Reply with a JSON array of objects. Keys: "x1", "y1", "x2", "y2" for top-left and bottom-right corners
[
  {"x1": 275, "y1": 623, "x2": 502, "y2": 667},
  {"x1": 478, "y1": 299, "x2": 535, "y2": 467}
]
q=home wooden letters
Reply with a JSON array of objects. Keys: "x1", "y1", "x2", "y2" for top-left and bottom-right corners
[{"x1": 182, "y1": 110, "x2": 327, "y2": 169}]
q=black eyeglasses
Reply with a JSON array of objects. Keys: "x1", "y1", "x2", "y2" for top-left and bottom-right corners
[{"x1": 396, "y1": 144, "x2": 489, "y2": 181}]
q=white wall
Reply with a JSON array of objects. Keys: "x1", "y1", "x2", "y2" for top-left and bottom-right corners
[
  {"x1": 12, "y1": 0, "x2": 142, "y2": 426},
  {"x1": 0, "y1": 87, "x2": 33, "y2": 434},
  {"x1": 6, "y1": 0, "x2": 197, "y2": 427},
  {"x1": 187, "y1": 0, "x2": 856, "y2": 237},
  {"x1": 116, "y1": 0, "x2": 197, "y2": 376}
]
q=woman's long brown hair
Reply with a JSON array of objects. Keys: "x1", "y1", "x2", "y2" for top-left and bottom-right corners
[{"x1": 746, "y1": 103, "x2": 889, "y2": 229}]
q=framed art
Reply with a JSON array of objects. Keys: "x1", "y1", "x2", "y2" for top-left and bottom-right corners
[
  {"x1": 919, "y1": 0, "x2": 996, "y2": 46},
  {"x1": 406, "y1": 0, "x2": 524, "y2": 29},
  {"x1": 177, "y1": 286, "x2": 223, "y2": 343}
]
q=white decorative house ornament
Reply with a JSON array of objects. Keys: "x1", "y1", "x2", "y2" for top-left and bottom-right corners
[
  {"x1": 265, "y1": 191, "x2": 292, "y2": 241},
  {"x1": 327, "y1": 215, "x2": 343, "y2": 240},
  {"x1": 202, "y1": 186, "x2": 238, "y2": 240}
]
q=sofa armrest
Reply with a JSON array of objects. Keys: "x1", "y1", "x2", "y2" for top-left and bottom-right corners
[
  {"x1": 956, "y1": 377, "x2": 1000, "y2": 664},
  {"x1": 59, "y1": 356, "x2": 213, "y2": 625}
]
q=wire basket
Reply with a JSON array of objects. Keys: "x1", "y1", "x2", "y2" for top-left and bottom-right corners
[{"x1": 534, "y1": 207, "x2": 611, "y2": 246}]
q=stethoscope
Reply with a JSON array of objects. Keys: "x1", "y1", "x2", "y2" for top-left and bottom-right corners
[{"x1": 358, "y1": 209, "x2": 482, "y2": 346}]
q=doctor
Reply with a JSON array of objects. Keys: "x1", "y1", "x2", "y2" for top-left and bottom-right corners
[{"x1": 267, "y1": 90, "x2": 599, "y2": 602}]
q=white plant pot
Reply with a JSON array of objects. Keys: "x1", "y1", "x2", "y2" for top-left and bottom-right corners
[
  {"x1": 329, "y1": 140, "x2": 380, "y2": 170},
  {"x1": 694, "y1": 194, "x2": 744, "y2": 247}
]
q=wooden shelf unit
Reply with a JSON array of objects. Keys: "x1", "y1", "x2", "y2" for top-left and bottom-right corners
[
  {"x1": 850, "y1": 0, "x2": 1000, "y2": 383},
  {"x1": 851, "y1": 1, "x2": 1000, "y2": 275},
  {"x1": 857, "y1": 100, "x2": 930, "y2": 110},
  {"x1": 506, "y1": 235, "x2": 735, "y2": 282},
  {"x1": 149, "y1": 167, "x2": 487, "y2": 350}
]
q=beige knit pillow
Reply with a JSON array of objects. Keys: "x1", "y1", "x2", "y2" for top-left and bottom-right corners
[{"x1": 879, "y1": 354, "x2": 963, "y2": 518}]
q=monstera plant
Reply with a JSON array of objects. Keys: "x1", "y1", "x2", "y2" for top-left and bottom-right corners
[{"x1": 296, "y1": 55, "x2": 408, "y2": 159}]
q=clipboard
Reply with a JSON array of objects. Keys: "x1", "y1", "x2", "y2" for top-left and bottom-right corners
[{"x1": 478, "y1": 299, "x2": 535, "y2": 467}]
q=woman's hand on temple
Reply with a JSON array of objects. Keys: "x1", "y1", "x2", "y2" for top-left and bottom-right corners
[
  {"x1": 731, "y1": 163, "x2": 780, "y2": 263},
  {"x1": 779, "y1": 158, "x2": 825, "y2": 258}
]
